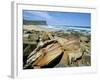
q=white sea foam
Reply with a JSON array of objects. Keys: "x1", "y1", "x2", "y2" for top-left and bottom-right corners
[{"x1": 41, "y1": 25, "x2": 91, "y2": 32}]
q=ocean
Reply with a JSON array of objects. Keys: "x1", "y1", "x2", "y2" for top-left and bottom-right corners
[{"x1": 41, "y1": 25, "x2": 91, "y2": 32}]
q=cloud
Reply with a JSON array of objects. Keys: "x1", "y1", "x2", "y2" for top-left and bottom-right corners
[{"x1": 25, "y1": 11, "x2": 53, "y2": 20}]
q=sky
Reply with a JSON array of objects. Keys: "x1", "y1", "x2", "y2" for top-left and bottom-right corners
[{"x1": 23, "y1": 10, "x2": 91, "y2": 27}]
